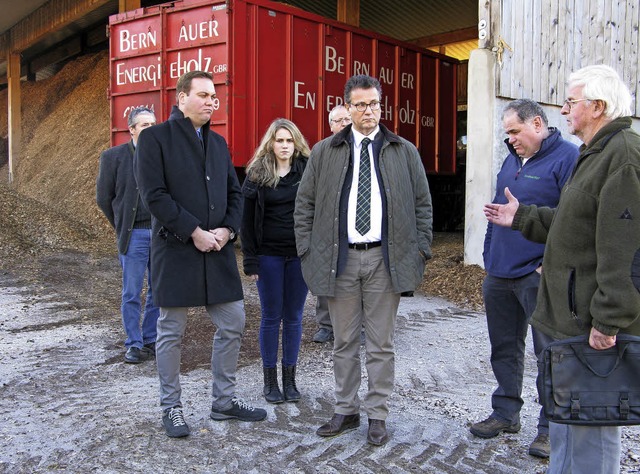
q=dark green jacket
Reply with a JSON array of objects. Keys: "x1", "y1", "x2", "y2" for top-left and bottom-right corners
[
  {"x1": 294, "y1": 124, "x2": 432, "y2": 296},
  {"x1": 513, "y1": 117, "x2": 640, "y2": 338}
]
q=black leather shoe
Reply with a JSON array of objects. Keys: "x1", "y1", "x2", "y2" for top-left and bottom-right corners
[
  {"x1": 124, "y1": 346, "x2": 148, "y2": 364},
  {"x1": 313, "y1": 328, "x2": 334, "y2": 343},
  {"x1": 367, "y1": 419, "x2": 389, "y2": 446},
  {"x1": 469, "y1": 416, "x2": 521, "y2": 438},
  {"x1": 142, "y1": 342, "x2": 156, "y2": 357},
  {"x1": 316, "y1": 414, "x2": 360, "y2": 437}
]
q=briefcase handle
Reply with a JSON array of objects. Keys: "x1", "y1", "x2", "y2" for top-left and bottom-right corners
[{"x1": 570, "y1": 341, "x2": 630, "y2": 378}]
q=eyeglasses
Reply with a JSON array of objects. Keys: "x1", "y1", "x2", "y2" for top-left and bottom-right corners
[
  {"x1": 331, "y1": 117, "x2": 352, "y2": 124},
  {"x1": 349, "y1": 101, "x2": 381, "y2": 113},
  {"x1": 563, "y1": 98, "x2": 590, "y2": 110}
]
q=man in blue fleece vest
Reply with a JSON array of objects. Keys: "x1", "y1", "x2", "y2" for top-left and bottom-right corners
[{"x1": 470, "y1": 99, "x2": 578, "y2": 458}]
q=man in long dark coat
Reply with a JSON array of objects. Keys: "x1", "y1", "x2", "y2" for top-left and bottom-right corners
[{"x1": 135, "y1": 70, "x2": 266, "y2": 438}]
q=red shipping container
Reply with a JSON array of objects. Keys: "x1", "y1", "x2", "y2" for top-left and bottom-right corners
[{"x1": 109, "y1": 0, "x2": 458, "y2": 174}]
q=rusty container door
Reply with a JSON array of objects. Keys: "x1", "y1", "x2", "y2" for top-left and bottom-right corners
[{"x1": 436, "y1": 60, "x2": 458, "y2": 174}]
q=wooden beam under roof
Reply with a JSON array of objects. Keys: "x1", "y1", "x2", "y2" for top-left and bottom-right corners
[
  {"x1": 0, "y1": 0, "x2": 113, "y2": 60},
  {"x1": 120, "y1": 0, "x2": 141, "y2": 12},
  {"x1": 337, "y1": 0, "x2": 360, "y2": 27},
  {"x1": 411, "y1": 26, "x2": 477, "y2": 48}
]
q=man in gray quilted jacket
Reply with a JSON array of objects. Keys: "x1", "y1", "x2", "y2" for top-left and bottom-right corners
[{"x1": 295, "y1": 74, "x2": 432, "y2": 446}]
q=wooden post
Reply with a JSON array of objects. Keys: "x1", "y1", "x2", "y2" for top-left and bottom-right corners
[
  {"x1": 337, "y1": 0, "x2": 360, "y2": 27},
  {"x1": 119, "y1": 0, "x2": 141, "y2": 11},
  {"x1": 119, "y1": 0, "x2": 141, "y2": 13},
  {"x1": 463, "y1": 0, "x2": 501, "y2": 267},
  {"x1": 7, "y1": 52, "x2": 21, "y2": 184}
]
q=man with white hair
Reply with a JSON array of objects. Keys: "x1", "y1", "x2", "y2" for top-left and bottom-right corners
[{"x1": 484, "y1": 65, "x2": 640, "y2": 472}]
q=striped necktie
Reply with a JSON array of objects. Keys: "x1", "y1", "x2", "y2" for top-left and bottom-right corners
[{"x1": 355, "y1": 137, "x2": 372, "y2": 235}]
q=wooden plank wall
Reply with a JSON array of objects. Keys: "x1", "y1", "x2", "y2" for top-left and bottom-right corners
[{"x1": 496, "y1": 0, "x2": 640, "y2": 117}]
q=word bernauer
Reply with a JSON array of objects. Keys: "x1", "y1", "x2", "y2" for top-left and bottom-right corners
[{"x1": 118, "y1": 19, "x2": 220, "y2": 53}]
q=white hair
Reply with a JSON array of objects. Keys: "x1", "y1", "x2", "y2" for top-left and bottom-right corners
[
  {"x1": 328, "y1": 104, "x2": 348, "y2": 125},
  {"x1": 568, "y1": 65, "x2": 632, "y2": 119}
]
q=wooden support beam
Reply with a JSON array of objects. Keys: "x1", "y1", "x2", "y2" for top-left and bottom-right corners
[
  {"x1": 29, "y1": 36, "x2": 82, "y2": 74},
  {"x1": 120, "y1": 0, "x2": 142, "y2": 12},
  {"x1": 0, "y1": 32, "x2": 8, "y2": 61},
  {"x1": 7, "y1": 53, "x2": 21, "y2": 184},
  {"x1": 9, "y1": 0, "x2": 113, "y2": 53},
  {"x1": 337, "y1": 0, "x2": 360, "y2": 28},
  {"x1": 412, "y1": 27, "x2": 477, "y2": 48},
  {"x1": 478, "y1": 0, "x2": 497, "y2": 50}
]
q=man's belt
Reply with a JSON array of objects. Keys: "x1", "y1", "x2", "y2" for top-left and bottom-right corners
[{"x1": 348, "y1": 241, "x2": 382, "y2": 250}]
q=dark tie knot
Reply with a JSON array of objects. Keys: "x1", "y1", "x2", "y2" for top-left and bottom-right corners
[{"x1": 361, "y1": 137, "x2": 371, "y2": 148}]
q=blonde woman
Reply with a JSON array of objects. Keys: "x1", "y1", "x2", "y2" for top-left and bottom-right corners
[{"x1": 241, "y1": 118, "x2": 310, "y2": 403}]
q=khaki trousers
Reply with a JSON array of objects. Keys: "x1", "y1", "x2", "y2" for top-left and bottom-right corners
[{"x1": 327, "y1": 246, "x2": 400, "y2": 420}]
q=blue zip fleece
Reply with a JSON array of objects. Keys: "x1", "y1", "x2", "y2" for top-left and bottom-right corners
[{"x1": 483, "y1": 128, "x2": 579, "y2": 278}]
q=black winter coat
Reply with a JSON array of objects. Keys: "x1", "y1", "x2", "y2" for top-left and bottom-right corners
[
  {"x1": 241, "y1": 156, "x2": 307, "y2": 275},
  {"x1": 134, "y1": 106, "x2": 243, "y2": 307},
  {"x1": 96, "y1": 140, "x2": 145, "y2": 254}
]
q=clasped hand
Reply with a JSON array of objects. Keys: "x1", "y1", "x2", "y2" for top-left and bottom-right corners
[{"x1": 191, "y1": 226, "x2": 231, "y2": 253}]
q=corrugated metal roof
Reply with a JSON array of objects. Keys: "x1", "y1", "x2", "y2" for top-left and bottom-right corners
[
  {"x1": 360, "y1": 0, "x2": 477, "y2": 42},
  {"x1": 0, "y1": 0, "x2": 50, "y2": 35},
  {"x1": 275, "y1": 0, "x2": 478, "y2": 44}
]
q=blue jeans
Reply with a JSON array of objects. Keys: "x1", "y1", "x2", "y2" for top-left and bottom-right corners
[
  {"x1": 483, "y1": 272, "x2": 548, "y2": 433},
  {"x1": 256, "y1": 256, "x2": 308, "y2": 368},
  {"x1": 118, "y1": 229, "x2": 159, "y2": 349}
]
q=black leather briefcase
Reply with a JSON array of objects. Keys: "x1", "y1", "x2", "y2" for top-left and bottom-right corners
[{"x1": 542, "y1": 334, "x2": 640, "y2": 425}]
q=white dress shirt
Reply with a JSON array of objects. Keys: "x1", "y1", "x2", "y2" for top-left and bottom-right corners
[{"x1": 347, "y1": 127, "x2": 382, "y2": 243}]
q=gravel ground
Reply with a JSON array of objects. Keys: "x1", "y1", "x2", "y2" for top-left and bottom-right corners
[{"x1": 1, "y1": 269, "x2": 639, "y2": 473}]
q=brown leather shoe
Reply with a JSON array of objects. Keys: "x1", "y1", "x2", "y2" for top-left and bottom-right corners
[
  {"x1": 367, "y1": 419, "x2": 389, "y2": 446},
  {"x1": 316, "y1": 413, "x2": 360, "y2": 437}
]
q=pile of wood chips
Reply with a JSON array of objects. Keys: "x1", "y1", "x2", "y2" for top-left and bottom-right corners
[{"x1": 419, "y1": 233, "x2": 485, "y2": 310}]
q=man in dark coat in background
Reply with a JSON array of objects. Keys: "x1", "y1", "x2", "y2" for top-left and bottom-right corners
[
  {"x1": 135, "y1": 70, "x2": 266, "y2": 438},
  {"x1": 96, "y1": 106, "x2": 159, "y2": 364}
]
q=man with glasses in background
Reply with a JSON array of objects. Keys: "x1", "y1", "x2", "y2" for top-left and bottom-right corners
[
  {"x1": 312, "y1": 104, "x2": 351, "y2": 344},
  {"x1": 295, "y1": 74, "x2": 432, "y2": 446},
  {"x1": 97, "y1": 106, "x2": 159, "y2": 364}
]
